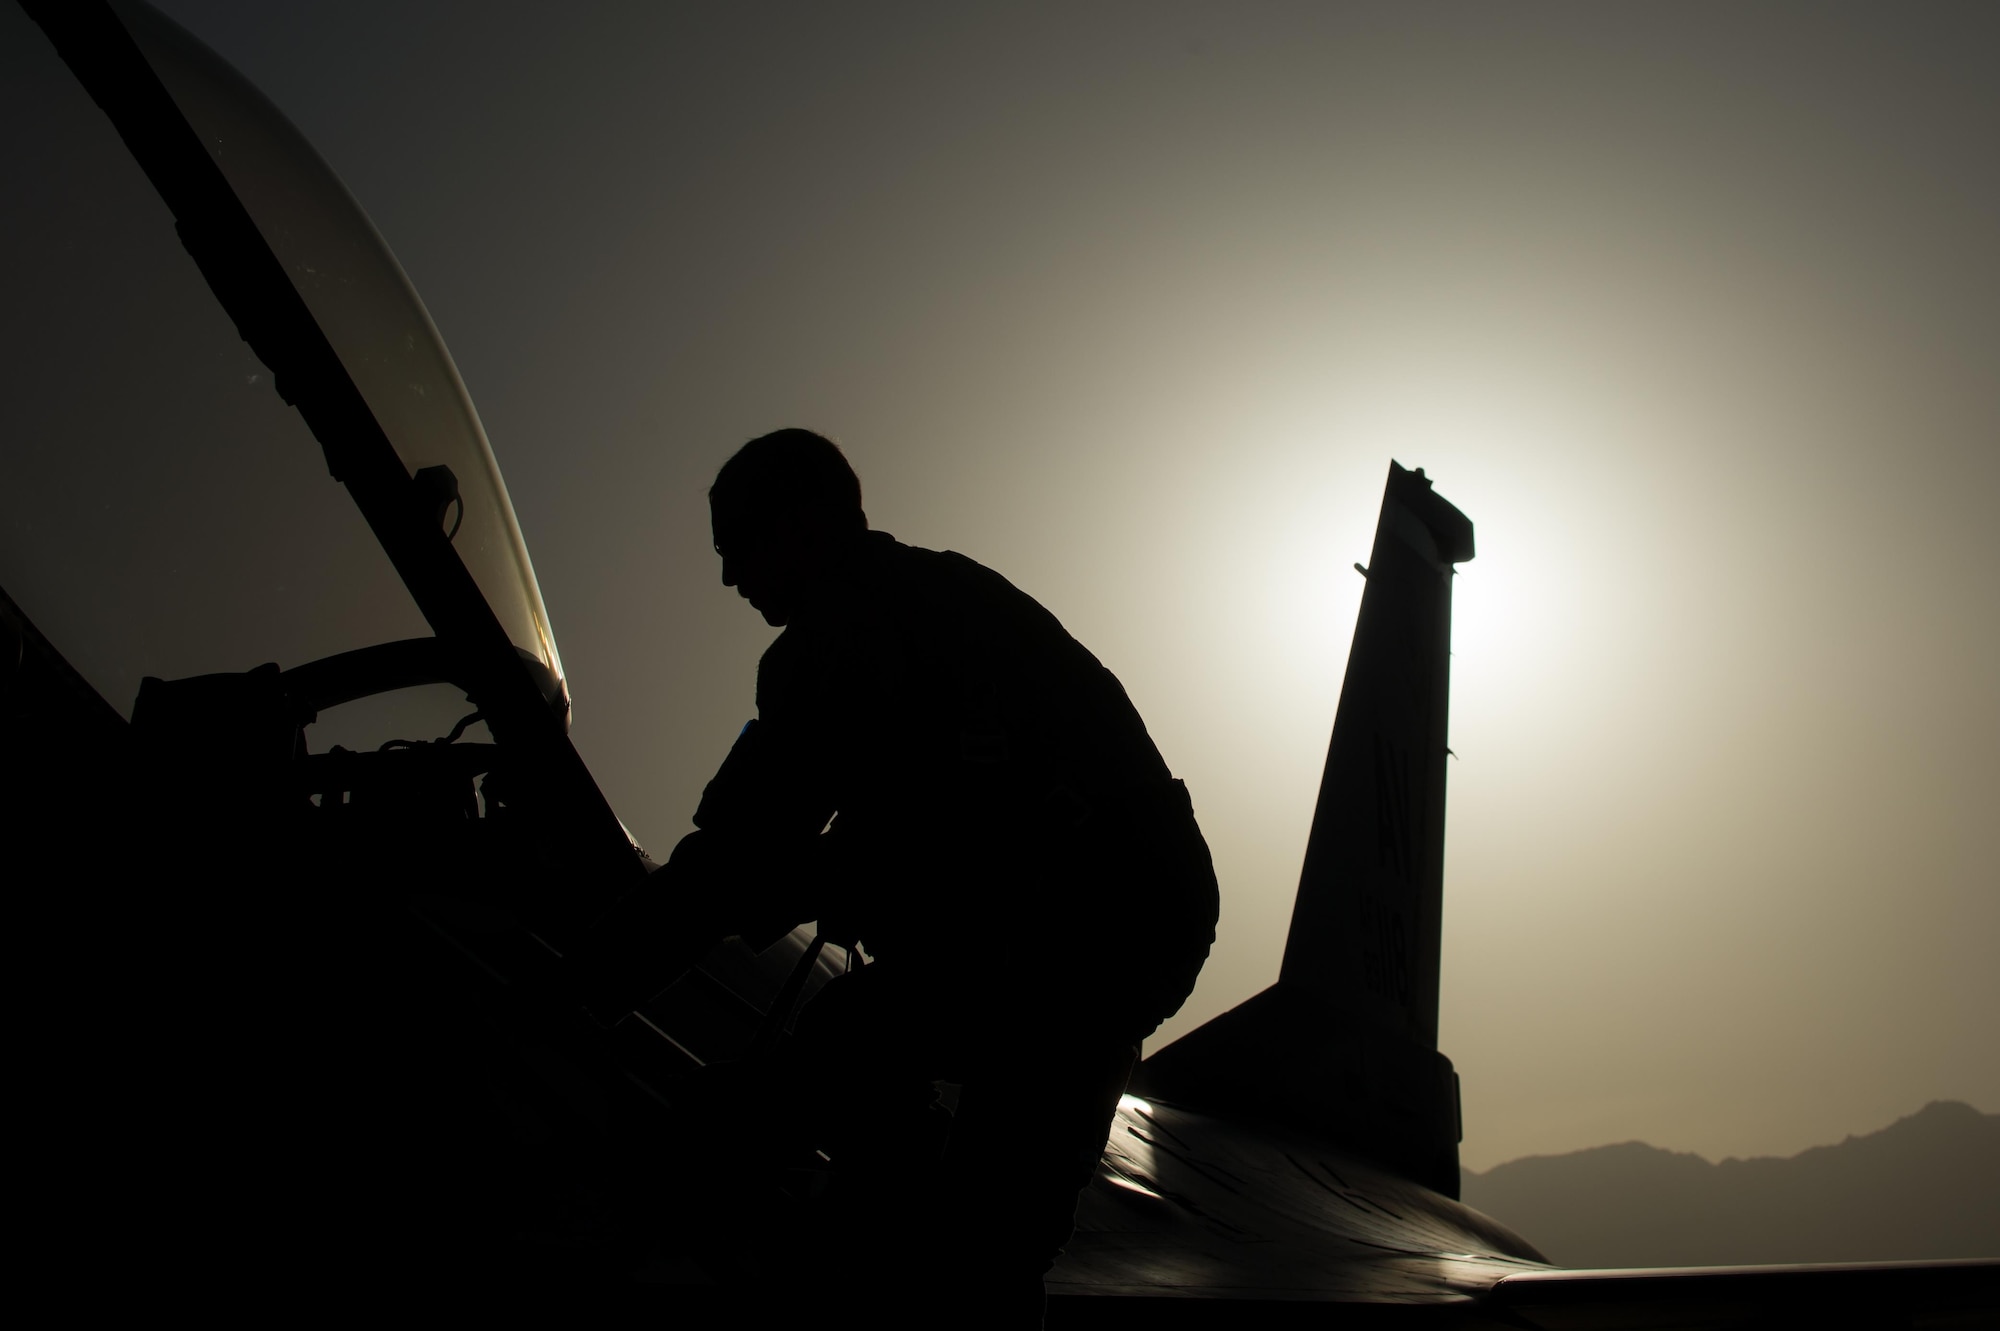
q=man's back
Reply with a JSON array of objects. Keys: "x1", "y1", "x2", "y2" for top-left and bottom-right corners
[
  {"x1": 758, "y1": 533, "x2": 1167, "y2": 815},
  {"x1": 745, "y1": 532, "x2": 1198, "y2": 969}
]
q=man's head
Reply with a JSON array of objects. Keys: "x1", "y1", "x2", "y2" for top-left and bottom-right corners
[{"x1": 709, "y1": 428, "x2": 867, "y2": 626}]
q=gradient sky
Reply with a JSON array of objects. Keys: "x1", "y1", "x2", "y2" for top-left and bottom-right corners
[{"x1": 19, "y1": 1, "x2": 1995, "y2": 1172}]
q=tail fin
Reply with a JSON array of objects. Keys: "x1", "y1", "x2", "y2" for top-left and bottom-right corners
[{"x1": 1134, "y1": 461, "x2": 1474, "y2": 1196}]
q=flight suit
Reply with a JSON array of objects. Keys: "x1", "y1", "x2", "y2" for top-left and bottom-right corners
[{"x1": 649, "y1": 532, "x2": 1219, "y2": 1313}]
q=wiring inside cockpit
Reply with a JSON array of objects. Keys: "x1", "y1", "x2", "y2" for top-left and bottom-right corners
[{"x1": 378, "y1": 708, "x2": 485, "y2": 751}]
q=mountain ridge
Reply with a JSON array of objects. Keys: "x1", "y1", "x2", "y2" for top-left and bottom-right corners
[{"x1": 1459, "y1": 1100, "x2": 1999, "y2": 1267}]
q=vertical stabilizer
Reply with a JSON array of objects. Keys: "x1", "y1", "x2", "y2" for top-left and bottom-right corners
[
  {"x1": 1135, "y1": 462, "x2": 1474, "y2": 1195},
  {"x1": 1280, "y1": 461, "x2": 1472, "y2": 1033}
]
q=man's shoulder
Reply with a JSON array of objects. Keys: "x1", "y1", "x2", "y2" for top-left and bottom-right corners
[
  {"x1": 863, "y1": 531, "x2": 1024, "y2": 602},
  {"x1": 861, "y1": 530, "x2": 956, "y2": 572},
  {"x1": 780, "y1": 530, "x2": 1071, "y2": 658}
]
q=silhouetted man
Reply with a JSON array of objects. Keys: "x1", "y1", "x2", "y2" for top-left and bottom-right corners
[{"x1": 591, "y1": 428, "x2": 1218, "y2": 1323}]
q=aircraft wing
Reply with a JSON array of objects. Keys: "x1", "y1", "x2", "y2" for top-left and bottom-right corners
[
  {"x1": 1043, "y1": 1092, "x2": 1996, "y2": 1325},
  {"x1": 1479, "y1": 1260, "x2": 1998, "y2": 1330}
]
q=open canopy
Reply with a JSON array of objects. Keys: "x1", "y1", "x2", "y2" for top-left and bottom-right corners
[
  {"x1": 5, "y1": 0, "x2": 641, "y2": 887},
  {"x1": 3, "y1": 0, "x2": 563, "y2": 722},
  {"x1": 115, "y1": 0, "x2": 567, "y2": 711}
]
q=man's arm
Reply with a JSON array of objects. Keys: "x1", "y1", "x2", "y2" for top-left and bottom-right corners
[{"x1": 560, "y1": 715, "x2": 837, "y2": 1024}]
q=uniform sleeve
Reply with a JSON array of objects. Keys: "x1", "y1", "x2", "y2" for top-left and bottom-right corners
[
  {"x1": 668, "y1": 629, "x2": 849, "y2": 952},
  {"x1": 690, "y1": 625, "x2": 849, "y2": 836},
  {"x1": 692, "y1": 715, "x2": 836, "y2": 835}
]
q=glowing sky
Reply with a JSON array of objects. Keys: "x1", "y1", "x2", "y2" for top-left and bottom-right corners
[{"x1": 69, "y1": 2, "x2": 2000, "y2": 1169}]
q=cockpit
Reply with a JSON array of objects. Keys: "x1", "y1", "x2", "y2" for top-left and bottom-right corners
[
  {"x1": 1, "y1": 0, "x2": 624, "y2": 911},
  {"x1": 4, "y1": 0, "x2": 845, "y2": 1054}
]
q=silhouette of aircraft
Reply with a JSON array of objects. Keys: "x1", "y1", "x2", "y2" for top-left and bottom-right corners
[{"x1": 5, "y1": 3, "x2": 1993, "y2": 1323}]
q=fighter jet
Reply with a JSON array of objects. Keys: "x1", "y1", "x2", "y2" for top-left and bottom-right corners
[{"x1": 4, "y1": 3, "x2": 1992, "y2": 1323}]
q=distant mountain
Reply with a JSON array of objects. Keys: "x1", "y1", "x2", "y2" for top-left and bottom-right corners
[{"x1": 1459, "y1": 1100, "x2": 2000, "y2": 1268}]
